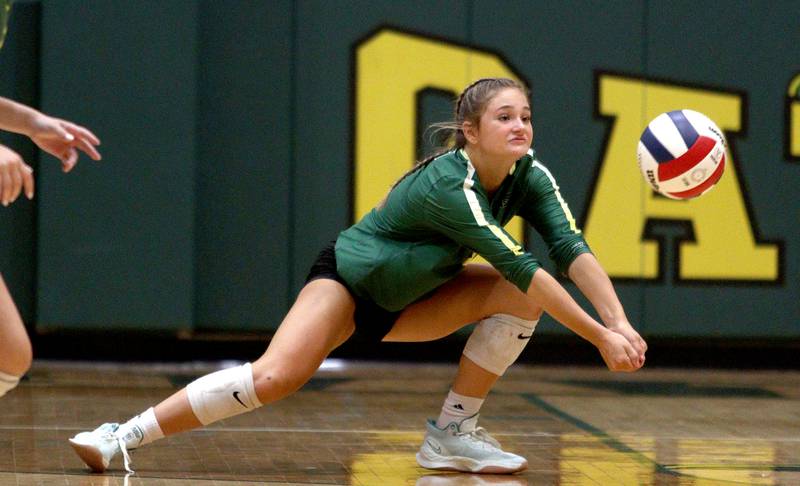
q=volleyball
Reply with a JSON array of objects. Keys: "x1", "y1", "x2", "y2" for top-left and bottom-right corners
[{"x1": 637, "y1": 109, "x2": 727, "y2": 199}]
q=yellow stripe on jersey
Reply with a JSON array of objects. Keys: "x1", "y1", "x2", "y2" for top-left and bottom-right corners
[
  {"x1": 532, "y1": 161, "x2": 582, "y2": 234},
  {"x1": 462, "y1": 159, "x2": 524, "y2": 256},
  {"x1": 489, "y1": 225, "x2": 524, "y2": 255}
]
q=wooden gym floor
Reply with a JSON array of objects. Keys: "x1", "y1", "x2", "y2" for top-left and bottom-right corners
[{"x1": 1, "y1": 359, "x2": 798, "y2": 485}]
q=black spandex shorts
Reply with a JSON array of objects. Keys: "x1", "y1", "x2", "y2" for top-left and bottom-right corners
[{"x1": 305, "y1": 241, "x2": 401, "y2": 342}]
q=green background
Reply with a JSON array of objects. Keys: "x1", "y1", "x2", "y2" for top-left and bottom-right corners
[{"x1": 0, "y1": 0, "x2": 797, "y2": 341}]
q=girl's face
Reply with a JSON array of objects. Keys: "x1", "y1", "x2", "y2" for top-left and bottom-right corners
[{"x1": 467, "y1": 87, "x2": 532, "y2": 162}]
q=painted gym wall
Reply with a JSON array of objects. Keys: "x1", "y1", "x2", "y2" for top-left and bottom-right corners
[{"x1": 0, "y1": 0, "x2": 797, "y2": 340}]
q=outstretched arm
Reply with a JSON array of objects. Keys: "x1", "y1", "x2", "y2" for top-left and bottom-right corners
[
  {"x1": 526, "y1": 267, "x2": 642, "y2": 372},
  {"x1": 0, "y1": 97, "x2": 101, "y2": 172},
  {"x1": 567, "y1": 252, "x2": 647, "y2": 365}
]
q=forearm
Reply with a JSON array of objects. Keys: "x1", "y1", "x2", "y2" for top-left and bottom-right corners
[
  {"x1": 0, "y1": 97, "x2": 41, "y2": 136},
  {"x1": 567, "y1": 253, "x2": 627, "y2": 328},
  {"x1": 526, "y1": 267, "x2": 611, "y2": 347}
]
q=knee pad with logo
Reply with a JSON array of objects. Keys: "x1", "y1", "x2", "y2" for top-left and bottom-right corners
[
  {"x1": 186, "y1": 362, "x2": 262, "y2": 425},
  {"x1": 462, "y1": 314, "x2": 538, "y2": 376}
]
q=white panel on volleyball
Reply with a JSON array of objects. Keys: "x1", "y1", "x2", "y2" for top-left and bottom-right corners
[
  {"x1": 684, "y1": 109, "x2": 719, "y2": 139},
  {"x1": 649, "y1": 113, "x2": 689, "y2": 157},
  {"x1": 637, "y1": 142, "x2": 658, "y2": 181}
]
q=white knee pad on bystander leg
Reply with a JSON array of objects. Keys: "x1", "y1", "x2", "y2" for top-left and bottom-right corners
[
  {"x1": 0, "y1": 370, "x2": 20, "y2": 398},
  {"x1": 186, "y1": 362, "x2": 262, "y2": 425},
  {"x1": 462, "y1": 314, "x2": 538, "y2": 376}
]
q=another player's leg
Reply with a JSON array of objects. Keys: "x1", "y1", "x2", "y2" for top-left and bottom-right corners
[
  {"x1": 70, "y1": 278, "x2": 356, "y2": 473},
  {"x1": 0, "y1": 274, "x2": 32, "y2": 398},
  {"x1": 385, "y1": 265, "x2": 541, "y2": 473}
]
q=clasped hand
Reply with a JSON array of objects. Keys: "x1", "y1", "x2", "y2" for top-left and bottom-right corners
[{"x1": 598, "y1": 322, "x2": 648, "y2": 372}]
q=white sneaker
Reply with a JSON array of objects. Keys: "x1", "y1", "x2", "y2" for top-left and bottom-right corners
[
  {"x1": 69, "y1": 422, "x2": 135, "y2": 473},
  {"x1": 416, "y1": 414, "x2": 527, "y2": 474}
]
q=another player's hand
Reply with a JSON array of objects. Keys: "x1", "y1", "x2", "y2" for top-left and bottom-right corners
[
  {"x1": 607, "y1": 320, "x2": 647, "y2": 368},
  {"x1": 0, "y1": 144, "x2": 34, "y2": 206},
  {"x1": 597, "y1": 330, "x2": 641, "y2": 372},
  {"x1": 28, "y1": 114, "x2": 101, "y2": 172}
]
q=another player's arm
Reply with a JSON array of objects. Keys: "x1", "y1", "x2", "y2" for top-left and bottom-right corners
[
  {"x1": 0, "y1": 97, "x2": 101, "y2": 172},
  {"x1": 423, "y1": 176, "x2": 639, "y2": 371},
  {"x1": 0, "y1": 97, "x2": 39, "y2": 135}
]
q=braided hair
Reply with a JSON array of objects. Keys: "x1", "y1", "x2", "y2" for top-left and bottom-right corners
[{"x1": 384, "y1": 78, "x2": 529, "y2": 196}]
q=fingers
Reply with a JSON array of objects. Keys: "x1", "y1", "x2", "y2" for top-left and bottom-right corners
[
  {"x1": 10, "y1": 164, "x2": 22, "y2": 202},
  {"x1": 612, "y1": 326, "x2": 648, "y2": 368},
  {"x1": 74, "y1": 135, "x2": 101, "y2": 161},
  {"x1": 31, "y1": 119, "x2": 102, "y2": 166},
  {"x1": 22, "y1": 164, "x2": 34, "y2": 199},
  {"x1": 63, "y1": 122, "x2": 101, "y2": 160},
  {"x1": 602, "y1": 336, "x2": 642, "y2": 373},
  {"x1": 627, "y1": 338, "x2": 645, "y2": 368},
  {"x1": 625, "y1": 343, "x2": 642, "y2": 371},
  {"x1": 61, "y1": 148, "x2": 78, "y2": 173},
  {"x1": 611, "y1": 346, "x2": 638, "y2": 372},
  {"x1": 634, "y1": 336, "x2": 648, "y2": 367},
  {"x1": 0, "y1": 155, "x2": 33, "y2": 206},
  {"x1": 622, "y1": 337, "x2": 645, "y2": 370},
  {"x1": 0, "y1": 167, "x2": 11, "y2": 206},
  {"x1": 50, "y1": 122, "x2": 74, "y2": 143},
  {"x1": 63, "y1": 122, "x2": 100, "y2": 146}
]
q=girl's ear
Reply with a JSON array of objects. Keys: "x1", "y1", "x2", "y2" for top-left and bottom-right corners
[{"x1": 462, "y1": 121, "x2": 478, "y2": 145}]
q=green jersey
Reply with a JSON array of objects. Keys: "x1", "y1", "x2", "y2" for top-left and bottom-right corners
[{"x1": 336, "y1": 148, "x2": 590, "y2": 311}]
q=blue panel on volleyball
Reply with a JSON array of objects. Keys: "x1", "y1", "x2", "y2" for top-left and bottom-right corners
[
  {"x1": 667, "y1": 110, "x2": 699, "y2": 148},
  {"x1": 640, "y1": 126, "x2": 674, "y2": 163}
]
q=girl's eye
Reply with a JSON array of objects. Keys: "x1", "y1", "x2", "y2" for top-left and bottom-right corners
[{"x1": 499, "y1": 114, "x2": 510, "y2": 121}]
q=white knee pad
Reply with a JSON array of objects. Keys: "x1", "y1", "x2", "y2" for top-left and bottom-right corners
[
  {"x1": 0, "y1": 370, "x2": 20, "y2": 398},
  {"x1": 186, "y1": 362, "x2": 262, "y2": 425},
  {"x1": 462, "y1": 314, "x2": 538, "y2": 376}
]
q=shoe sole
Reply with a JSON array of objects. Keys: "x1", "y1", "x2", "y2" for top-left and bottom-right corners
[
  {"x1": 416, "y1": 451, "x2": 528, "y2": 474},
  {"x1": 68, "y1": 439, "x2": 109, "y2": 472}
]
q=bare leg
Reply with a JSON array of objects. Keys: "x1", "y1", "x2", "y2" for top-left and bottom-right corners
[
  {"x1": 384, "y1": 264, "x2": 541, "y2": 399},
  {"x1": 0, "y1": 274, "x2": 32, "y2": 376},
  {"x1": 452, "y1": 355, "x2": 499, "y2": 398},
  {"x1": 384, "y1": 264, "x2": 541, "y2": 342},
  {"x1": 391, "y1": 265, "x2": 540, "y2": 473},
  {"x1": 154, "y1": 265, "x2": 536, "y2": 433},
  {"x1": 155, "y1": 279, "x2": 355, "y2": 435}
]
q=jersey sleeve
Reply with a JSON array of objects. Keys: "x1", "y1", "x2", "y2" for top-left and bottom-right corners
[
  {"x1": 518, "y1": 162, "x2": 592, "y2": 275},
  {"x1": 422, "y1": 174, "x2": 541, "y2": 293}
]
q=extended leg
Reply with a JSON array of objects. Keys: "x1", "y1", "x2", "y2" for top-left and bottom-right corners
[{"x1": 70, "y1": 278, "x2": 356, "y2": 473}]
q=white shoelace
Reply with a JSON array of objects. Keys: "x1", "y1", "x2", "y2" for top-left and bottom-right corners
[
  {"x1": 99, "y1": 428, "x2": 134, "y2": 474},
  {"x1": 117, "y1": 434, "x2": 134, "y2": 474}
]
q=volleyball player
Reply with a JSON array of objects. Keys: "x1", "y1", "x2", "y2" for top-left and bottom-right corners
[
  {"x1": 70, "y1": 78, "x2": 645, "y2": 475},
  {"x1": 0, "y1": 96, "x2": 101, "y2": 398}
]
